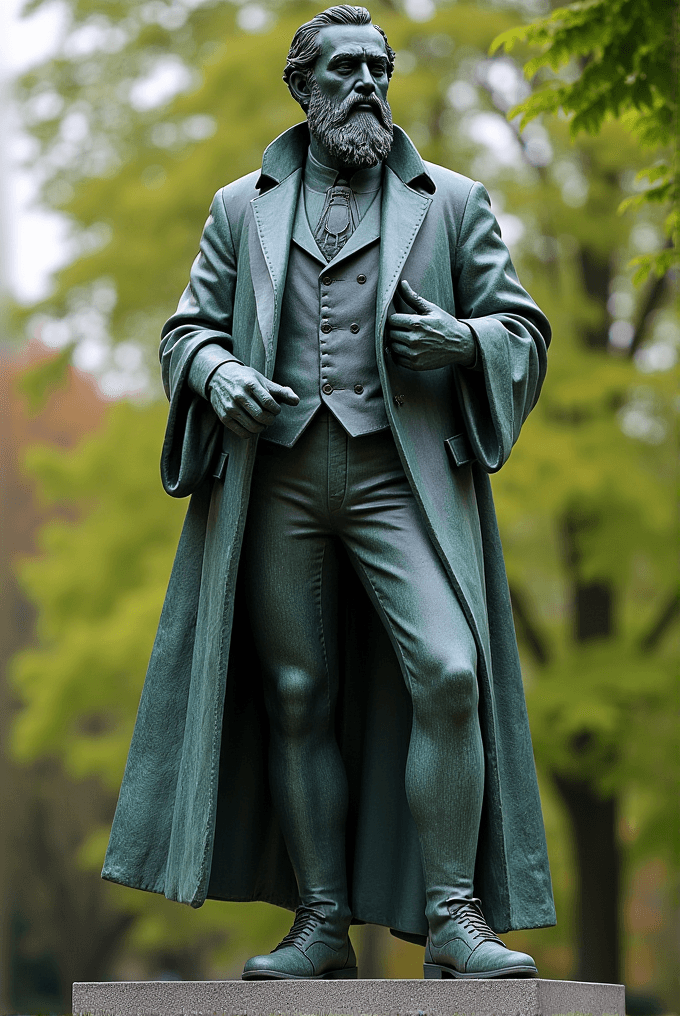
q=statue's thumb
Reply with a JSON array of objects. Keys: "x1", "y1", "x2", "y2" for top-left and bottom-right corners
[{"x1": 401, "y1": 280, "x2": 430, "y2": 314}]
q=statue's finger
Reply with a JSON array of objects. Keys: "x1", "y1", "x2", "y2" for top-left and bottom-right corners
[
  {"x1": 389, "y1": 331, "x2": 416, "y2": 347},
  {"x1": 388, "y1": 313, "x2": 420, "y2": 329},
  {"x1": 391, "y1": 341, "x2": 416, "y2": 359},
  {"x1": 267, "y1": 381, "x2": 300, "y2": 406},
  {"x1": 228, "y1": 404, "x2": 266, "y2": 434}
]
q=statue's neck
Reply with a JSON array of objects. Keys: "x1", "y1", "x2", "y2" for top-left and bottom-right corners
[{"x1": 308, "y1": 134, "x2": 354, "y2": 175}]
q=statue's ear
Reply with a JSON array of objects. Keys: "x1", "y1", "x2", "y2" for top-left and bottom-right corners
[{"x1": 288, "y1": 70, "x2": 312, "y2": 112}]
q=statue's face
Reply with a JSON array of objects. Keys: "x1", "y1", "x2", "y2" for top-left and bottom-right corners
[
  {"x1": 304, "y1": 23, "x2": 393, "y2": 170},
  {"x1": 312, "y1": 23, "x2": 390, "y2": 111}
]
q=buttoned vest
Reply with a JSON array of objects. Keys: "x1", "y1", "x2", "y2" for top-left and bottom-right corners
[{"x1": 262, "y1": 184, "x2": 389, "y2": 447}]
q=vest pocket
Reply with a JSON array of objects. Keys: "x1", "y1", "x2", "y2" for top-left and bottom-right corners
[{"x1": 444, "y1": 433, "x2": 474, "y2": 467}]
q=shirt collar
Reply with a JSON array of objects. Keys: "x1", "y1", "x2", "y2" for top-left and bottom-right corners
[{"x1": 304, "y1": 146, "x2": 383, "y2": 194}]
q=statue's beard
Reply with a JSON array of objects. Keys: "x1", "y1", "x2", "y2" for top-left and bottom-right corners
[{"x1": 306, "y1": 79, "x2": 393, "y2": 170}]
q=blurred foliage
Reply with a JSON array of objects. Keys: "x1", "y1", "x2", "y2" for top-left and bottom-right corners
[
  {"x1": 8, "y1": 0, "x2": 679, "y2": 996},
  {"x1": 17, "y1": 343, "x2": 75, "y2": 411},
  {"x1": 491, "y1": 0, "x2": 678, "y2": 281}
]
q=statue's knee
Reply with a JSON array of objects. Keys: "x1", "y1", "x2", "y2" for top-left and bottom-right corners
[
  {"x1": 266, "y1": 667, "x2": 326, "y2": 738},
  {"x1": 413, "y1": 653, "x2": 478, "y2": 723}
]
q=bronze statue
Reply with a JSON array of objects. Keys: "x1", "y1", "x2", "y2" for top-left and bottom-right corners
[{"x1": 103, "y1": 5, "x2": 555, "y2": 981}]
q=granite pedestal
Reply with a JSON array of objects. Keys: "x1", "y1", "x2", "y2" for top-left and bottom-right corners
[{"x1": 73, "y1": 977, "x2": 625, "y2": 1016}]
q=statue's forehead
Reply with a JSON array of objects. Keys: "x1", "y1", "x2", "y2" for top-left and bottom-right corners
[{"x1": 315, "y1": 23, "x2": 387, "y2": 61}]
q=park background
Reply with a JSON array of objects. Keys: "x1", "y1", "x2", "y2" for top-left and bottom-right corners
[{"x1": 0, "y1": 0, "x2": 677, "y2": 1011}]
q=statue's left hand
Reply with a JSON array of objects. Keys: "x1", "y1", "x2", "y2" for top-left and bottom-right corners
[{"x1": 387, "y1": 281, "x2": 476, "y2": 370}]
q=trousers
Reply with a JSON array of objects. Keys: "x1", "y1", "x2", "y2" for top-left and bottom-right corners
[{"x1": 241, "y1": 409, "x2": 485, "y2": 923}]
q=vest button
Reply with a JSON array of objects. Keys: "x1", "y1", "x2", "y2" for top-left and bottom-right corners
[
  {"x1": 322, "y1": 383, "x2": 333, "y2": 395},
  {"x1": 354, "y1": 384, "x2": 364, "y2": 394},
  {"x1": 350, "y1": 323, "x2": 360, "y2": 333},
  {"x1": 321, "y1": 323, "x2": 332, "y2": 333},
  {"x1": 357, "y1": 274, "x2": 367, "y2": 284},
  {"x1": 322, "y1": 276, "x2": 333, "y2": 286}
]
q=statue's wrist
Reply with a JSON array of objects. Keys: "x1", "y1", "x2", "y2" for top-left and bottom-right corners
[
  {"x1": 456, "y1": 324, "x2": 478, "y2": 369},
  {"x1": 206, "y1": 360, "x2": 239, "y2": 393},
  {"x1": 188, "y1": 345, "x2": 242, "y2": 398}
]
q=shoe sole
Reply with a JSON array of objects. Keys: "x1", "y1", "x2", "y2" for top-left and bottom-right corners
[
  {"x1": 242, "y1": 967, "x2": 358, "y2": 981},
  {"x1": 424, "y1": 962, "x2": 538, "y2": 979}
]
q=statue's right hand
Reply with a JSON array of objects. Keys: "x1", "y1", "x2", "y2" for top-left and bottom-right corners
[{"x1": 208, "y1": 363, "x2": 299, "y2": 439}]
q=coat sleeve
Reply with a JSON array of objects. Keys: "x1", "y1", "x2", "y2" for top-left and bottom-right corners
[
  {"x1": 159, "y1": 189, "x2": 240, "y2": 498},
  {"x1": 453, "y1": 182, "x2": 550, "y2": 473}
]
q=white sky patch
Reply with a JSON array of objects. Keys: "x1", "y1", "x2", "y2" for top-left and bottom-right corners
[
  {"x1": 631, "y1": 223, "x2": 661, "y2": 254},
  {"x1": 609, "y1": 320, "x2": 635, "y2": 350},
  {"x1": 1, "y1": 0, "x2": 69, "y2": 302},
  {"x1": 404, "y1": 0, "x2": 436, "y2": 23},
  {"x1": 63, "y1": 20, "x2": 126, "y2": 59},
  {"x1": 447, "y1": 80, "x2": 478, "y2": 112},
  {"x1": 496, "y1": 213, "x2": 525, "y2": 249},
  {"x1": 3, "y1": 124, "x2": 74, "y2": 302},
  {"x1": 72, "y1": 334, "x2": 109, "y2": 373},
  {"x1": 635, "y1": 330, "x2": 679, "y2": 372},
  {"x1": 552, "y1": 158, "x2": 589, "y2": 207},
  {"x1": 128, "y1": 56, "x2": 195, "y2": 112},
  {"x1": 477, "y1": 57, "x2": 530, "y2": 113},
  {"x1": 465, "y1": 112, "x2": 524, "y2": 167},
  {"x1": 236, "y1": 4, "x2": 274, "y2": 33},
  {"x1": 1, "y1": 0, "x2": 68, "y2": 76},
  {"x1": 618, "y1": 387, "x2": 667, "y2": 444},
  {"x1": 607, "y1": 291, "x2": 635, "y2": 319},
  {"x1": 521, "y1": 122, "x2": 553, "y2": 167}
]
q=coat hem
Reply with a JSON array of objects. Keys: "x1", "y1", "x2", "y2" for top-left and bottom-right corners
[{"x1": 101, "y1": 870, "x2": 556, "y2": 936}]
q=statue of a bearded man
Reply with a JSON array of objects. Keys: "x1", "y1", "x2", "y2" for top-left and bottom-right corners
[{"x1": 103, "y1": 4, "x2": 555, "y2": 982}]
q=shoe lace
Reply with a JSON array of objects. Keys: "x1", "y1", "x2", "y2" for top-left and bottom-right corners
[
  {"x1": 445, "y1": 897, "x2": 503, "y2": 944},
  {"x1": 274, "y1": 905, "x2": 326, "y2": 951}
]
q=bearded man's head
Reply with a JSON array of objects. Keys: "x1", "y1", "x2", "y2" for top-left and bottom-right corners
[{"x1": 284, "y1": 6, "x2": 395, "y2": 170}]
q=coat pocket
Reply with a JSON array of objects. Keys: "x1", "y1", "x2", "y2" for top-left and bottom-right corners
[{"x1": 444, "y1": 433, "x2": 474, "y2": 467}]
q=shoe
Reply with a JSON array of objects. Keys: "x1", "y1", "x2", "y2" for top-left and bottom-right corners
[
  {"x1": 242, "y1": 903, "x2": 357, "y2": 980},
  {"x1": 424, "y1": 897, "x2": 538, "y2": 979}
]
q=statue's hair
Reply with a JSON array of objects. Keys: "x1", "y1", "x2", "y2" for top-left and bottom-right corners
[{"x1": 283, "y1": 5, "x2": 395, "y2": 94}]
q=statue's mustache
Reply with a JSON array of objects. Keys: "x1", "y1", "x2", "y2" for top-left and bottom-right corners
[{"x1": 327, "y1": 92, "x2": 391, "y2": 129}]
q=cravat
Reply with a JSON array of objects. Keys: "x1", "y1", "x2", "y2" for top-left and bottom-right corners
[{"x1": 314, "y1": 176, "x2": 359, "y2": 262}]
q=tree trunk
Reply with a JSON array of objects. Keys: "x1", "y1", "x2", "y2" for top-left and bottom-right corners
[
  {"x1": 554, "y1": 775, "x2": 621, "y2": 984},
  {"x1": 558, "y1": 518, "x2": 623, "y2": 985}
]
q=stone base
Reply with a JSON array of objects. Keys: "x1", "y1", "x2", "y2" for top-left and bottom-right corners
[{"x1": 73, "y1": 977, "x2": 625, "y2": 1016}]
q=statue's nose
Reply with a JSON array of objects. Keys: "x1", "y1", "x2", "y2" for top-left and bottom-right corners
[{"x1": 355, "y1": 64, "x2": 376, "y2": 94}]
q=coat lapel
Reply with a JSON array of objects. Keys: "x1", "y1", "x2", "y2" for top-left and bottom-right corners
[
  {"x1": 291, "y1": 185, "x2": 326, "y2": 263},
  {"x1": 376, "y1": 166, "x2": 432, "y2": 334},
  {"x1": 250, "y1": 169, "x2": 301, "y2": 372}
]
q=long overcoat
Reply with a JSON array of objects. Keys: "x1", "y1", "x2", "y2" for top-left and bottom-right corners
[{"x1": 102, "y1": 123, "x2": 556, "y2": 941}]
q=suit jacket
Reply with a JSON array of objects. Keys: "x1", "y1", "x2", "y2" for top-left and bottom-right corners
[{"x1": 102, "y1": 122, "x2": 556, "y2": 939}]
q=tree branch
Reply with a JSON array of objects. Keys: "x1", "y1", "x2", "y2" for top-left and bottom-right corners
[
  {"x1": 639, "y1": 590, "x2": 680, "y2": 653},
  {"x1": 628, "y1": 263, "x2": 670, "y2": 357}
]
